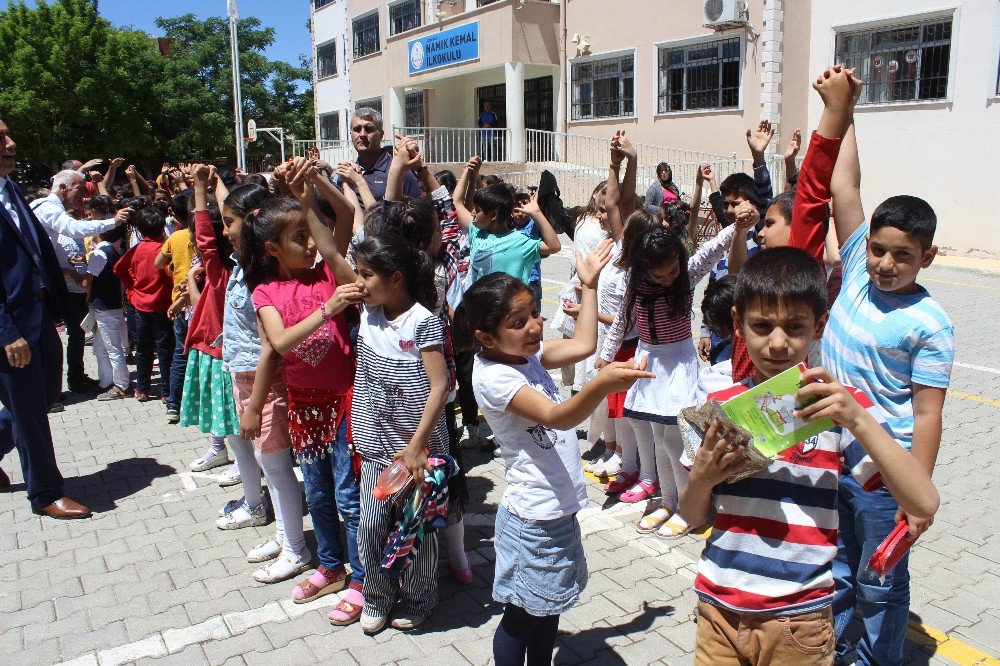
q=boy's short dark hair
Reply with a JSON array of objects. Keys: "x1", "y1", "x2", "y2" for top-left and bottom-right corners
[
  {"x1": 719, "y1": 172, "x2": 754, "y2": 201},
  {"x1": 135, "y1": 208, "x2": 166, "y2": 239},
  {"x1": 734, "y1": 246, "x2": 827, "y2": 320},
  {"x1": 870, "y1": 195, "x2": 936, "y2": 250},
  {"x1": 86, "y1": 194, "x2": 115, "y2": 218},
  {"x1": 472, "y1": 182, "x2": 515, "y2": 221},
  {"x1": 170, "y1": 193, "x2": 190, "y2": 225},
  {"x1": 701, "y1": 275, "x2": 737, "y2": 339},
  {"x1": 767, "y1": 190, "x2": 795, "y2": 224}
]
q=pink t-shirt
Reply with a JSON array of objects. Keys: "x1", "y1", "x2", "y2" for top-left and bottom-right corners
[{"x1": 252, "y1": 263, "x2": 354, "y2": 392}]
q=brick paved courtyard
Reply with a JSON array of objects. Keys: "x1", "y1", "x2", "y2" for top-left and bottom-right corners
[{"x1": 2, "y1": 252, "x2": 999, "y2": 666}]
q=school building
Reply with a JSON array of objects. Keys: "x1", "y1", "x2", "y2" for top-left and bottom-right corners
[{"x1": 308, "y1": 0, "x2": 1000, "y2": 255}]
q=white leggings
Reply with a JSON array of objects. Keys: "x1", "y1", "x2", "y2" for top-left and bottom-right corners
[
  {"x1": 652, "y1": 423, "x2": 688, "y2": 512},
  {"x1": 613, "y1": 417, "x2": 639, "y2": 475},
  {"x1": 587, "y1": 403, "x2": 612, "y2": 447},
  {"x1": 628, "y1": 418, "x2": 657, "y2": 484},
  {"x1": 227, "y1": 436, "x2": 262, "y2": 503},
  {"x1": 255, "y1": 448, "x2": 305, "y2": 555}
]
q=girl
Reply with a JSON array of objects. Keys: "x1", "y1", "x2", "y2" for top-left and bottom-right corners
[
  {"x1": 457, "y1": 241, "x2": 652, "y2": 666},
  {"x1": 248, "y1": 161, "x2": 366, "y2": 625},
  {"x1": 220, "y1": 182, "x2": 310, "y2": 583},
  {"x1": 596, "y1": 213, "x2": 754, "y2": 538},
  {"x1": 180, "y1": 166, "x2": 266, "y2": 526}
]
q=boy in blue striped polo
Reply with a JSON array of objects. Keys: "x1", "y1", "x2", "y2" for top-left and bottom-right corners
[{"x1": 809, "y1": 66, "x2": 955, "y2": 666}]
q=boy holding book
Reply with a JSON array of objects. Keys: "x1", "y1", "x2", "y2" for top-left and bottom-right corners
[{"x1": 679, "y1": 247, "x2": 939, "y2": 665}]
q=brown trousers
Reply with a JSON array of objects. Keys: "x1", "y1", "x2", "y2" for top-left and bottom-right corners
[{"x1": 694, "y1": 601, "x2": 836, "y2": 666}]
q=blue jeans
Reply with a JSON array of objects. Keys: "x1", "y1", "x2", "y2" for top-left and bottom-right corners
[
  {"x1": 167, "y1": 316, "x2": 189, "y2": 410},
  {"x1": 299, "y1": 419, "x2": 364, "y2": 584},
  {"x1": 832, "y1": 474, "x2": 910, "y2": 666},
  {"x1": 134, "y1": 310, "x2": 174, "y2": 396}
]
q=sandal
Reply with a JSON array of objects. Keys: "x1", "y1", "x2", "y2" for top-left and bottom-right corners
[
  {"x1": 604, "y1": 471, "x2": 639, "y2": 495},
  {"x1": 329, "y1": 587, "x2": 364, "y2": 626},
  {"x1": 655, "y1": 515, "x2": 692, "y2": 540},
  {"x1": 637, "y1": 507, "x2": 672, "y2": 534},
  {"x1": 292, "y1": 565, "x2": 347, "y2": 604}
]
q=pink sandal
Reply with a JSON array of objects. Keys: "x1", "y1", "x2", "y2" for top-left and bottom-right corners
[
  {"x1": 618, "y1": 480, "x2": 659, "y2": 503},
  {"x1": 604, "y1": 471, "x2": 639, "y2": 495},
  {"x1": 292, "y1": 565, "x2": 347, "y2": 604},
  {"x1": 329, "y1": 585, "x2": 364, "y2": 626}
]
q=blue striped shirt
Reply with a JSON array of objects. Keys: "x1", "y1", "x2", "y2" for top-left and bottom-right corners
[{"x1": 821, "y1": 221, "x2": 954, "y2": 449}]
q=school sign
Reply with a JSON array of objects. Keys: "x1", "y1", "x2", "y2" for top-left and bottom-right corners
[{"x1": 408, "y1": 22, "x2": 480, "y2": 75}]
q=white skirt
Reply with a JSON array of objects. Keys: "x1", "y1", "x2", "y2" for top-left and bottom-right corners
[{"x1": 623, "y1": 339, "x2": 699, "y2": 424}]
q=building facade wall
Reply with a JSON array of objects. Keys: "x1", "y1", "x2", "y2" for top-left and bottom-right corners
[{"x1": 313, "y1": 0, "x2": 351, "y2": 140}]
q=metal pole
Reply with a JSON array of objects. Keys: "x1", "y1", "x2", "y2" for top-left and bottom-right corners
[
  {"x1": 279, "y1": 129, "x2": 285, "y2": 163},
  {"x1": 228, "y1": 1, "x2": 246, "y2": 172}
]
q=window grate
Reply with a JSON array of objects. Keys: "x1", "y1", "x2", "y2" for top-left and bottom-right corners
[
  {"x1": 658, "y1": 37, "x2": 741, "y2": 113},
  {"x1": 314, "y1": 0, "x2": 335, "y2": 9},
  {"x1": 316, "y1": 41, "x2": 337, "y2": 79},
  {"x1": 355, "y1": 97, "x2": 383, "y2": 117},
  {"x1": 319, "y1": 112, "x2": 340, "y2": 141},
  {"x1": 571, "y1": 54, "x2": 635, "y2": 120},
  {"x1": 352, "y1": 12, "x2": 380, "y2": 59},
  {"x1": 835, "y1": 19, "x2": 952, "y2": 105},
  {"x1": 389, "y1": 0, "x2": 422, "y2": 35},
  {"x1": 405, "y1": 90, "x2": 425, "y2": 127}
]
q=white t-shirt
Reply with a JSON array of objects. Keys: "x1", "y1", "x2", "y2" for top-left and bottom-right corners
[{"x1": 473, "y1": 349, "x2": 588, "y2": 520}]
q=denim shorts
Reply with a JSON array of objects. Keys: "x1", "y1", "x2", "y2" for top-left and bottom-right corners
[{"x1": 493, "y1": 504, "x2": 588, "y2": 616}]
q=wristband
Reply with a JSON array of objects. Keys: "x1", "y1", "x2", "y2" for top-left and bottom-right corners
[
  {"x1": 319, "y1": 305, "x2": 331, "y2": 323},
  {"x1": 610, "y1": 162, "x2": 622, "y2": 169}
]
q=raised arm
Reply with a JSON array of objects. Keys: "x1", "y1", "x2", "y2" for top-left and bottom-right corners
[
  {"x1": 726, "y1": 203, "x2": 758, "y2": 277},
  {"x1": 688, "y1": 220, "x2": 738, "y2": 285},
  {"x1": 828, "y1": 68, "x2": 865, "y2": 245},
  {"x1": 337, "y1": 162, "x2": 377, "y2": 212},
  {"x1": 783, "y1": 129, "x2": 801, "y2": 194},
  {"x1": 452, "y1": 156, "x2": 482, "y2": 232},
  {"x1": 285, "y1": 158, "x2": 357, "y2": 285},
  {"x1": 385, "y1": 134, "x2": 422, "y2": 202},
  {"x1": 618, "y1": 132, "x2": 638, "y2": 220},
  {"x1": 540, "y1": 240, "x2": 611, "y2": 369},
  {"x1": 189, "y1": 164, "x2": 226, "y2": 283},
  {"x1": 515, "y1": 191, "x2": 560, "y2": 257},
  {"x1": 307, "y1": 165, "x2": 356, "y2": 256},
  {"x1": 102, "y1": 157, "x2": 124, "y2": 196}
]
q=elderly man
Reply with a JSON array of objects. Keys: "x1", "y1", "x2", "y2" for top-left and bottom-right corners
[
  {"x1": 32, "y1": 169, "x2": 128, "y2": 394},
  {"x1": 347, "y1": 107, "x2": 421, "y2": 202},
  {"x1": 0, "y1": 118, "x2": 90, "y2": 518}
]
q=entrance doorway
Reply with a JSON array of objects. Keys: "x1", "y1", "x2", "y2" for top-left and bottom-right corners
[{"x1": 475, "y1": 75, "x2": 553, "y2": 161}]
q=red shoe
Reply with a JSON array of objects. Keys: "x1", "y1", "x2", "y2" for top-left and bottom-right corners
[
  {"x1": 135, "y1": 392, "x2": 150, "y2": 402},
  {"x1": 619, "y1": 480, "x2": 659, "y2": 503},
  {"x1": 604, "y1": 470, "x2": 639, "y2": 495}
]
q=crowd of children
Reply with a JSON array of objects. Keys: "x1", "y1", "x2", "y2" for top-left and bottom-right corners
[{"x1": 41, "y1": 63, "x2": 952, "y2": 666}]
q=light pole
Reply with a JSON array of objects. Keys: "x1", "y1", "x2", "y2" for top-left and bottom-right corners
[{"x1": 227, "y1": 0, "x2": 246, "y2": 172}]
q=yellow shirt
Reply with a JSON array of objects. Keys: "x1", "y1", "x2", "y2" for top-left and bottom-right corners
[{"x1": 161, "y1": 229, "x2": 196, "y2": 300}]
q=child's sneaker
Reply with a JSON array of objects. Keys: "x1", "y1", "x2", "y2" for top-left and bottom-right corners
[
  {"x1": 165, "y1": 408, "x2": 180, "y2": 424},
  {"x1": 247, "y1": 537, "x2": 283, "y2": 563},
  {"x1": 458, "y1": 424, "x2": 482, "y2": 449},
  {"x1": 390, "y1": 611, "x2": 426, "y2": 631},
  {"x1": 253, "y1": 548, "x2": 312, "y2": 583},
  {"x1": 360, "y1": 610, "x2": 388, "y2": 635},
  {"x1": 218, "y1": 464, "x2": 242, "y2": 487},
  {"x1": 215, "y1": 501, "x2": 267, "y2": 530},
  {"x1": 97, "y1": 386, "x2": 129, "y2": 401},
  {"x1": 190, "y1": 448, "x2": 229, "y2": 472},
  {"x1": 601, "y1": 453, "x2": 622, "y2": 477},
  {"x1": 619, "y1": 480, "x2": 659, "y2": 503}
]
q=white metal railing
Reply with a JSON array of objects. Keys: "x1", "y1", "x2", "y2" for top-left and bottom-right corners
[
  {"x1": 292, "y1": 139, "x2": 356, "y2": 166},
  {"x1": 393, "y1": 126, "x2": 512, "y2": 164}
]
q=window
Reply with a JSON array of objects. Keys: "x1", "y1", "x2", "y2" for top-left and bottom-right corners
[
  {"x1": 835, "y1": 18, "x2": 952, "y2": 105},
  {"x1": 314, "y1": 0, "x2": 335, "y2": 9},
  {"x1": 316, "y1": 40, "x2": 337, "y2": 79},
  {"x1": 319, "y1": 112, "x2": 340, "y2": 141},
  {"x1": 477, "y1": 0, "x2": 502, "y2": 6},
  {"x1": 571, "y1": 54, "x2": 635, "y2": 120},
  {"x1": 658, "y1": 37, "x2": 740, "y2": 112},
  {"x1": 355, "y1": 97, "x2": 383, "y2": 117},
  {"x1": 352, "y1": 12, "x2": 380, "y2": 59},
  {"x1": 405, "y1": 90, "x2": 425, "y2": 127},
  {"x1": 389, "y1": 0, "x2": 421, "y2": 35}
]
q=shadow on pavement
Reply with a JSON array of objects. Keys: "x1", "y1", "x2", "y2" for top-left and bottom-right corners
[
  {"x1": 553, "y1": 601, "x2": 676, "y2": 664},
  {"x1": 61, "y1": 456, "x2": 176, "y2": 513}
]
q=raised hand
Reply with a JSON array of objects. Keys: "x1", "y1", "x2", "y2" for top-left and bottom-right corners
[
  {"x1": 746, "y1": 119, "x2": 775, "y2": 156},
  {"x1": 465, "y1": 156, "x2": 483, "y2": 173},
  {"x1": 125, "y1": 164, "x2": 137, "y2": 180},
  {"x1": 812, "y1": 64, "x2": 853, "y2": 113},
  {"x1": 733, "y1": 200, "x2": 759, "y2": 230},
  {"x1": 784, "y1": 129, "x2": 802, "y2": 161},
  {"x1": 574, "y1": 238, "x2": 614, "y2": 289},
  {"x1": 108, "y1": 157, "x2": 125, "y2": 170},
  {"x1": 610, "y1": 130, "x2": 627, "y2": 165},
  {"x1": 393, "y1": 134, "x2": 423, "y2": 171},
  {"x1": 513, "y1": 189, "x2": 542, "y2": 218}
]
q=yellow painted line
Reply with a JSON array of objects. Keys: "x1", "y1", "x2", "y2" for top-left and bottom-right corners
[
  {"x1": 906, "y1": 622, "x2": 1000, "y2": 666},
  {"x1": 950, "y1": 391, "x2": 1000, "y2": 408},
  {"x1": 923, "y1": 276, "x2": 1000, "y2": 292}
]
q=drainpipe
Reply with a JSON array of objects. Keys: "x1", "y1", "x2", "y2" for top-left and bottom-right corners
[{"x1": 556, "y1": 0, "x2": 567, "y2": 161}]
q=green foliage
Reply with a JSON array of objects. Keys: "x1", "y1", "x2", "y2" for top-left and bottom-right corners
[{"x1": 0, "y1": 0, "x2": 313, "y2": 178}]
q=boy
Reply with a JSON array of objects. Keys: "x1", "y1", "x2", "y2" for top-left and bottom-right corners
[
  {"x1": 83, "y1": 224, "x2": 130, "y2": 400},
  {"x1": 799, "y1": 66, "x2": 954, "y2": 666},
  {"x1": 679, "y1": 247, "x2": 939, "y2": 666}
]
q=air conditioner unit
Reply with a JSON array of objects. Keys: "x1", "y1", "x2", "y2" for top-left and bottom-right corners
[{"x1": 703, "y1": 0, "x2": 746, "y2": 29}]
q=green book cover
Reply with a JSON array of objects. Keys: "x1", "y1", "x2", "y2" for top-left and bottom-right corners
[{"x1": 719, "y1": 363, "x2": 835, "y2": 458}]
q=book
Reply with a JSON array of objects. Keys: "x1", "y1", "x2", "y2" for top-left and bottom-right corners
[{"x1": 718, "y1": 362, "x2": 835, "y2": 458}]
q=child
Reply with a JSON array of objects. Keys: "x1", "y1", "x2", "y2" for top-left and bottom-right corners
[
  {"x1": 801, "y1": 66, "x2": 954, "y2": 666},
  {"x1": 597, "y1": 211, "x2": 753, "y2": 537},
  {"x1": 678, "y1": 247, "x2": 939, "y2": 666},
  {"x1": 155, "y1": 194, "x2": 196, "y2": 423},
  {"x1": 114, "y1": 208, "x2": 175, "y2": 403},
  {"x1": 83, "y1": 223, "x2": 130, "y2": 400},
  {"x1": 249, "y1": 163, "x2": 366, "y2": 624},
  {"x1": 457, "y1": 242, "x2": 652, "y2": 666}
]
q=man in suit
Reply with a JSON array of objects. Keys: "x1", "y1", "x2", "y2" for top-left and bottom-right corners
[{"x1": 0, "y1": 117, "x2": 91, "y2": 518}]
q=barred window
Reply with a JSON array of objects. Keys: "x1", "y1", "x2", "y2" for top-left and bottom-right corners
[
  {"x1": 355, "y1": 97, "x2": 383, "y2": 117},
  {"x1": 316, "y1": 40, "x2": 337, "y2": 79},
  {"x1": 571, "y1": 54, "x2": 634, "y2": 120},
  {"x1": 658, "y1": 37, "x2": 740, "y2": 113},
  {"x1": 319, "y1": 112, "x2": 340, "y2": 141},
  {"x1": 835, "y1": 18, "x2": 952, "y2": 105},
  {"x1": 405, "y1": 90, "x2": 425, "y2": 127},
  {"x1": 389, "y1": 0, "x2": 421, "y2": 35},
  {"x1": 314, "y1": 0, "x2": 334, "y2": 9},
  {"x1": 352, "y1": 12, "x2": 380, "y2": 59}
]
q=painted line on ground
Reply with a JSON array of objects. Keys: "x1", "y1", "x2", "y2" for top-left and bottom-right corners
[
  {"x1": 922, "y1": 276, "x2": 1000, "y2": 292},
  {"x1": 954, "y1": 362, "x2": 1000, "y2": 375},
  {"x1": 950, "y1": 391, "x2": 1000, "y2": 408}
]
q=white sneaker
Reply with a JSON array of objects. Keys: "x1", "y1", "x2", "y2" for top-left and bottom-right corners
[
  {"x1": 602, "y1": 453, "x2": 622, "y2": 477},
  {"x1": 247, "y1": 537, "x2": 283, "y2": 563},
  {"x1": 361, "y1": 610, "x2": 388, "y2": 635},
  {"x1": 215, "y1": 501, "x2": 267, "y2": 530},
  {"x1": 253, "y1": 548, "x2": 312, "y2": 583},
  {"x1": 390, "y1": 611, "x2": 426, "y2": 630},
  {"x1": 190, "y1": 448, "x2": 229, "y2": 472},
  {"x1": 218, "y1": 465, "x2": 242, "y2": 487}
]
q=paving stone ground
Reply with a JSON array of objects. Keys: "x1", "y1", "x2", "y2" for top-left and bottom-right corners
[{"x1": 1, "y1": 247, "x2": 998, "y2": 665}]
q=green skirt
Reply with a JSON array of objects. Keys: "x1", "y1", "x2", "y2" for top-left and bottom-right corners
[{"x1": 179, "y1": 349, "x2": 239, "y2": 437}]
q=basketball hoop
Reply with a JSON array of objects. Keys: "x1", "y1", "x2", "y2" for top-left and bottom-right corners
[{"x1": 247, "y1": 119, "x2": 257, "y2": 142}]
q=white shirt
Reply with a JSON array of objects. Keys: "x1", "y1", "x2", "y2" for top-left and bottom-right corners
[
  {"x1": 473, "y1": 348, "x2": 589, "y2": 520},
  {"x1": 31, "y1": 193, "x2": 115, "y2": 279}
]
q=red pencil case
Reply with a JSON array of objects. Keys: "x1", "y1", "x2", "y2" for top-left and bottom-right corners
[{"x1": 867, "y1": 519, "x2": 912, "y2": 583}]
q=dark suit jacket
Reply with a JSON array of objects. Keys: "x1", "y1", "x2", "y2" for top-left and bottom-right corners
[{"x1": 0, "y1": 179, "x2": 70, "y2": 347}]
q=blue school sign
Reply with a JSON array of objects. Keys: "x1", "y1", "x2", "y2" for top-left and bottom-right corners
[{"x1": 408, "y1": 22, "x2": 479, "y2": 75}]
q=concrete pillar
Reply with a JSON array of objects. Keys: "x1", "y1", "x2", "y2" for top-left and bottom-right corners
[
  {"x1": 505, "y1": 61, "x2": 526, "y2": 162},
  {"x1": 388, "y1": 85, "x2": 406, "y2": 134},
  {"x1": 553, "y1": 65, "x2": 565, "y2": 161}
]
